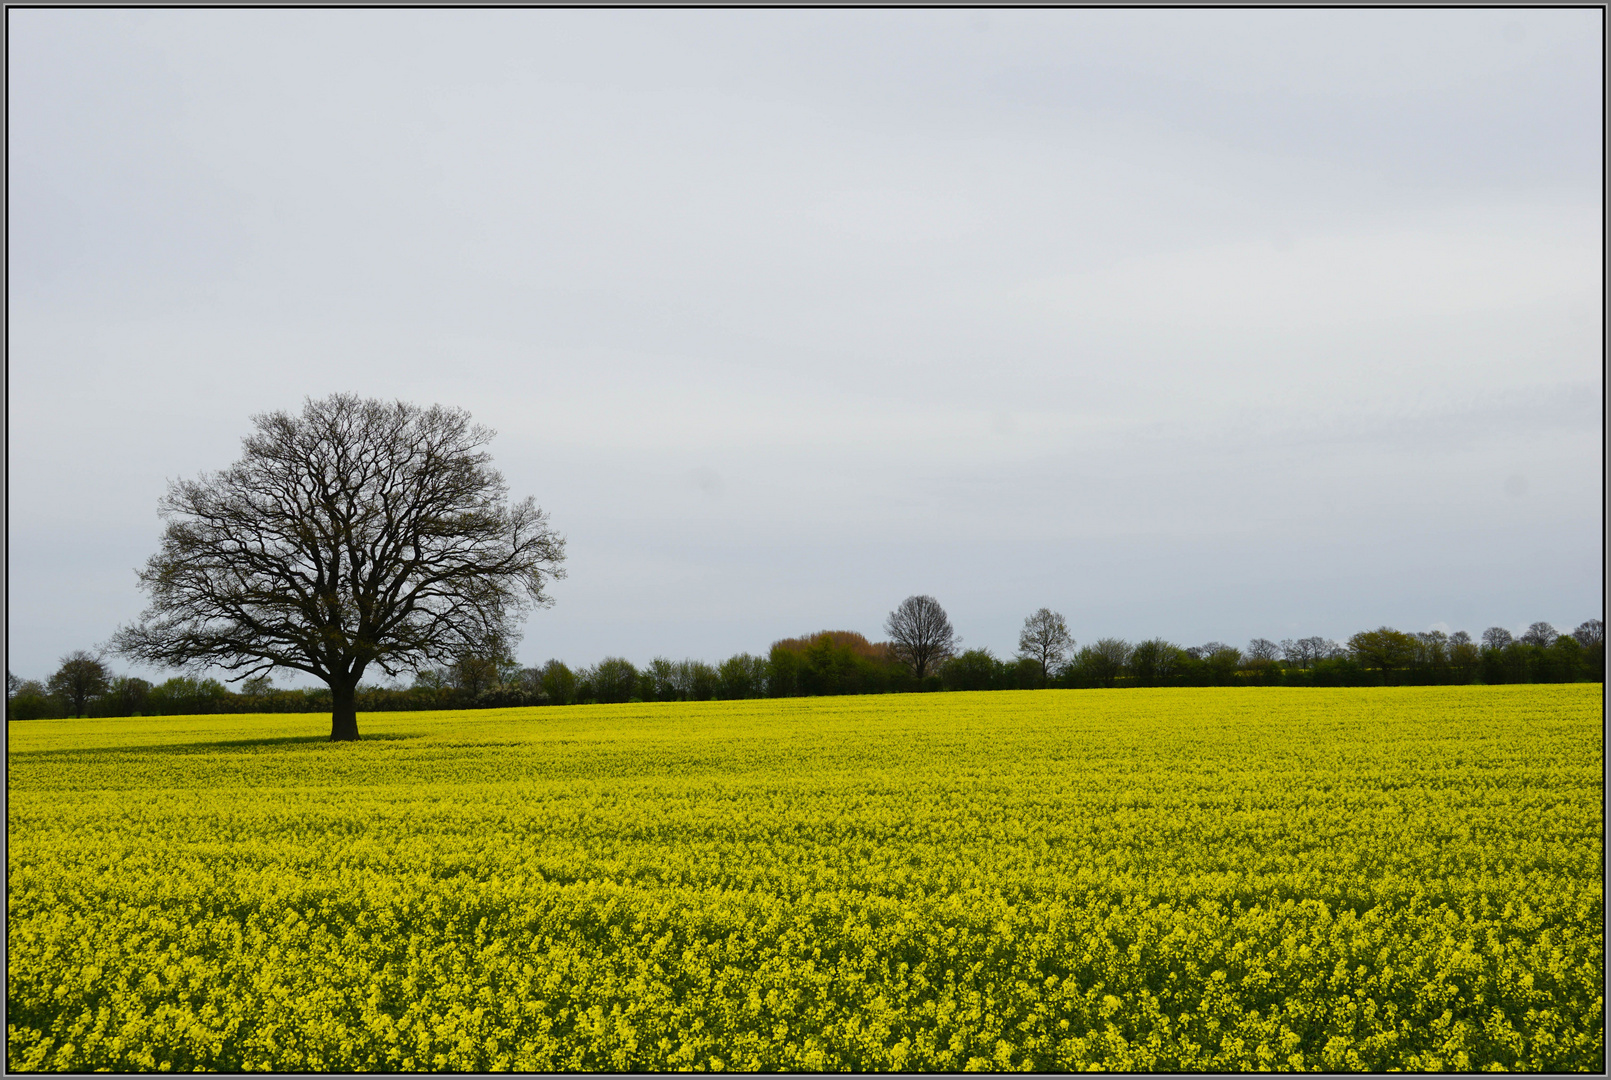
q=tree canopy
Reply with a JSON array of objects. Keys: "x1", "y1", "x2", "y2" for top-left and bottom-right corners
[{"x1": 112, "y1": 394, "x2": 565, "y2": 740}]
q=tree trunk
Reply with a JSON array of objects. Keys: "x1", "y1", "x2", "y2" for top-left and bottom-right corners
[{"x1": 329, "y1": 679, "x2": 360, "y2": 741}]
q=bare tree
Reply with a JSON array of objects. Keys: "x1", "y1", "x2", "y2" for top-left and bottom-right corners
[
  {"x1": 1279, "y1": 636, "x2": 1335, "y2": 668},
  {"x1": 1519, "y1": 621, "x2": 1558, "y2": 647},
  {"x1": 884, "y1": 595, "x2": 956, "y2": 679},
  {"x1": 1017, "y1": 608, "x2": 1073, "y2": 687},
  {"x1": 1415, "y1": 630, "x2": 1449, "y2": 662},
  {"x1": 1315, "y1": 638, "x2": 1348, "y2": 660},
  {"x1": 1246, "y1": 638, "x2": 1280, "y2": 663},
  {"x1": 1572, "y1": 619, "x2": 1603, "y2": 647},
  {"x1": 1481, "y1": 627, "x2": 1514, "y2": 651},
  {"x1": 46, "y1": 651, "x2": 110, "y2": 717},
  {"x1": 112, "y1": 395, "x2": 566, "y2": 741},
  {"x1": 1448, "y1": 632, "x2": 1480, "y2": 679}
]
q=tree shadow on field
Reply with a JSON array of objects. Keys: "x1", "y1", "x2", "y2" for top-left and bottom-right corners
[{"x1": 11, "y1": 732, "x2": 421, "y2": 759}]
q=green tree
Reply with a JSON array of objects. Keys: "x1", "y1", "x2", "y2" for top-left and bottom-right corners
[
  {"x1": 106, "y1": 675, "x2": 154, "y2": 716},
  {"x1": 942, "y1": 649, "x2": 1004, "y2": 692},
  {"x1": 1348, "y1": 627, "x2": 1418, "y2": 683},
  {"x1": 645, "y1": 658, "x2": 681, "y2": 701},
  {"x1": 538, "y1": 660, "x2": 577, "y2": 705},
  {"x1": 146, "y1": 676, "x2": 231, "y2": 715},
  {"x1": 716, "y1": 654, "x2": 768, "y2": 699},
  {"x1": 1073, "y1": 638, "x2": 1132, "y2": 688},
  {"x1": 1546, "y1": 635, "x2": 1582, "y2": 682},
  {"x1": 1129, "y1": 639, "x2": 1183, "y2": 687},
  {"x1": 1004, "y1": 655, "x2": 1044, "y2": 689},
  {"x1": 586, "y1": 658, "x2": 638, "y2": 704},
  {"x1": 6, "y1": 678, "x2": 58, "y2": 720},
  {"x1": 797, "y1": 636, "x2": 864, "y2": 696},
  {"x1": 46, "y1": 651, "x2": 110, "y2": 717},
  {"x1": 1448, "y1": 632, "x2": 1480, "y2": 683},
  {"x1": 682, "y1": 660, "x2": 720, "y2": 701},
  {"x1": 1499, "y1": 642, "x2": 1537, "y2": 683},
  {"x1": 766, "y1": 645, "x2": 801, "y2": 697},
  {"x1": 1571, "y1": 620, "x2": 1603, "y2": 681},
  {"x1": 1203, "y1": 645, "x2": 1242, "y2": 686}
]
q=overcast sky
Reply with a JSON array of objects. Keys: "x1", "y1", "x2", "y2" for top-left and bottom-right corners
[{"x1": 7, "y1": 8, "x2": 1603, "y2": 685}]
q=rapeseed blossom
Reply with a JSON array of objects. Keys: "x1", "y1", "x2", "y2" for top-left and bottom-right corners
[{"x1": 7, "y1": 686, "x2": 1603, "y2": 1071}]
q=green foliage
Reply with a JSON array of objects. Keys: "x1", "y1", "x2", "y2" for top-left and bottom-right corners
[
  {"x1": 1479, "y1": 642, "x2": 1590, "y2": 686},
  {"x1": 641, "y1": 659, "x2": 721, "y2": 703},
  {"x1": 6, "y1": 686, "x2": 1602, "y2": 1071},
  {"x1": 768, "y1": 633, "x2": 907, "y2": 698},
  {"x1": 103, "y1": 676, "x2": 154, "y2": 717},
  {"x1": 1203, "y1": 646, "x2": 1244, "y2": 686},
  {"x1": 6, "y1": 679, "x2": 60, "y2": 721},
  {"x1": 581, "y1": 658, "x2": 638, "y2": 705},
  {"x1": 941, "y1": 649, "x2": 1005, "y2": 692},
  {"x1": 1311, "y1": 655, "x2": 1365, "y2": 687},
  {"x1": 146, "y1": 676, "x2": 233, "y2": 716},
  {"x1": 715, "y1": 654, "x2": 768, "y2": 700},
  {"x1": 1129, "y1": 640, "x2": 1184, "y2": 687},
  {"x1": 796, "y1": 634, "x2": 876, "y2": 696},
  {"x1": 539, "y1": 661, "x2": 577, "y2": 706},
  {"x1": 1066, "y1": 639, "x2": 1133, "y2": 688},
  {"x1": 766, "y1": 643, "x2": 801, "y2": 698},
  {"x1": 1348, "y1": 628, "x2": 1419, "y2": 682},
  {"x1": 1004, "y1": 656, "x2": 1043, "y2": 690},
  {"x1": 46, "y1": 652, "x2": 110, "y2": 717}
]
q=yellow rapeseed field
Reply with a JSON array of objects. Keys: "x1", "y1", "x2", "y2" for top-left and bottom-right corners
[{"x1": 6, "y1": 685, "x2": 1603, "y2": 1071}]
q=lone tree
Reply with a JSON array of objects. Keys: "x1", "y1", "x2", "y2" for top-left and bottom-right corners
[
  {"x1": 1017, "y1": 608, "x2": 1072, "y2": 688},
  {"x1": 112, "y1": 394, "x2": 566, "y2": 741},
  {"x1": 884, "y1": 595, "x2": 956, "y2": 679}
]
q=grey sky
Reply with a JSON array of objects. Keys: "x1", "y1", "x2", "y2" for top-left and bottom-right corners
[{"x1": 7, "y1": 9, "x2": 1603, "y2": 684}]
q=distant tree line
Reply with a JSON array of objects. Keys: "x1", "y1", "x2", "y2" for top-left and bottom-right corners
[{"x1": 6, "y1": 603, "x2": 1602, "y2": 720}]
